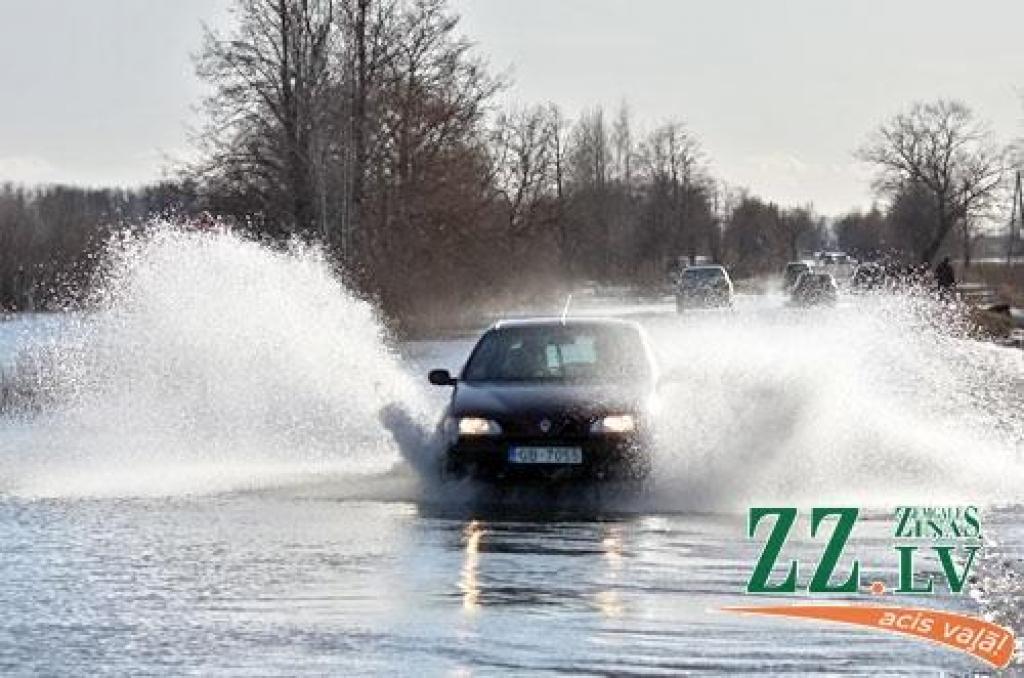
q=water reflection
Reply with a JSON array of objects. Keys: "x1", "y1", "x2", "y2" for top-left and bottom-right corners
[
  {"x1": 459, "y1": 519, "x2": 484, "y2": 612},
  {"x1": 0, "y1": 497, "x2": 978, "y2": 674},
  {"x1": 601, "y1": 524, "x2": 624, "y2": 568},
  {"x1": 593, "y1": 589, "x2": 623, "y2": 617},
  {"x1": 450, "y1": 514, "x2": 637, "y2": 618},
  {"x1": 595, "y1": 523, "x2": 625, "y2": 618}
]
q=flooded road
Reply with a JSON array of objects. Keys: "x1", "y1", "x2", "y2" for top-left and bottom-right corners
[
  {"x1": 1, "y1": 230, "x2": 1022, "y2": 674},
  {"x1": 5, "y1": 495, "x2": 1020, "y2": 675}
]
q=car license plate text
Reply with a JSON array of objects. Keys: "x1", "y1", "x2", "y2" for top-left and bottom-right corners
[{"x1": 508, "y1": 446, "x2": 583, "y2": 465}]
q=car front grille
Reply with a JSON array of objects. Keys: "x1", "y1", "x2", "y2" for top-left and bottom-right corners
[{"x1": 500, "y1": 413, "x2": 589, "y2": 438}]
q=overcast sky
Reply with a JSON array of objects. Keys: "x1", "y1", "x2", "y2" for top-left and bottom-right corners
[{"x1": 0, "y1": 0, "x2": 1021, "y2": 215}]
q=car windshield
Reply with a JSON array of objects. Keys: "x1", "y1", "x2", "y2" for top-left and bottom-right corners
[
  {"x1": 797, "y1": 274, "x2": 832, "y2": 289},
  {"x1": 462, "y1": 324, "x2": 649, "y2": 383},
  {"x1": 682, "y1": 268, "x2": 724, "y2": 281}
]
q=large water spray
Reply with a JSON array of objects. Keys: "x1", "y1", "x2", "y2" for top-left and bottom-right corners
[
  {"x1": 0, "y1": 223, "x2": 1021, "y2": 508},
  {"x1": 0, "y1": 225, "x2": 431, "y2": 498},
  {"x1": 649, "y1": 296, "x2": 1024, "y2": 510}
]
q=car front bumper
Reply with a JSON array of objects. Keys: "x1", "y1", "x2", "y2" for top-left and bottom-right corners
[
  {"x1": 443, "y1": 435, "x2": 649, "y2": 483},
  {"x1": 677, "y1": 289, "x2": 732, "y2": 307}
]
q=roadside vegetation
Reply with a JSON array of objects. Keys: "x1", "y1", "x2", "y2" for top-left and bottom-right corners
[{"x1": 0, "y1": 0, "x2": 1021, "y2": 333}]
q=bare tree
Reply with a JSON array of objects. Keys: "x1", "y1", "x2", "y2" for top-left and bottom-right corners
[
  {"x1": 857, "y1": 99, "x2": 1006, "y2": 264},
  {"x1": 547, "y1": 103, "x2": 572, "y2": 271},
  {"x1": 611, "y1": 101, "x2": 633, "y2": 187},
  {"x1": 775, "y1": 205, "x2": 821, "y2": 261},
  {"x1": 489, "y1": 105, "x2": 557, "y2": 249},
  {"x1": 194, "y1": 0, "x2": 338, "y2": 238},
  {"x1": 338, "y1": 0, "x2": 398, "y2": 261},
  {"x1": 721, "y1": 194, "x2": 779, "y2": 276},
  {"x1": 639, "y1": 122, "x2": 701, "y2": 185},
  {"x1": 340, "y1": 0, "x2": 505, "y2": 314},
  {"x1": 566, "y1": 107, "x2": 612, "y2": 274},
  {"x1": 835, "y1": 206, "x2": 888, "y2": 261},
  {"x1": 637, "y1": 121, "x2": 705, "y2": 263}
]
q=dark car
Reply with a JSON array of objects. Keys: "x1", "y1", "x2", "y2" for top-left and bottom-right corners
[
  {"x1": 428, "y1": 318, "x2": 657, "y2": 483},
  {"x1": 790, "y1": 272, "x2": 839, "y2": 306},
  {"x1": 675, "y1": 265, "x2": 733, "y2": 311},
  {"x1": 782, "y1": 261, "x2": 812, "y2": 290}
]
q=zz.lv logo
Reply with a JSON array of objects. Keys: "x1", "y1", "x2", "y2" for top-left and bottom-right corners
[{"x1": 746, "y1": 507, "x2": 979, "y2": 595}]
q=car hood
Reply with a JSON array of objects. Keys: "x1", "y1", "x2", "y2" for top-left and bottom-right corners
[{"x1": 449, "y1": 381, "x2": 651, "y2": 418}]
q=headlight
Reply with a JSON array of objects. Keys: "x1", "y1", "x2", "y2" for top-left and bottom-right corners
[
  {"x1": 458, "y1": 417, "x2": 503, "y2": 436},
  {"x1": 590, "y1": 414, "x2": 636, "y2": 434}
]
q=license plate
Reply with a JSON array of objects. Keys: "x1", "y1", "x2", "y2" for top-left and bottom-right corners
[{"x1": 508, "y1": 446, "x2": 583, "y2": 465}]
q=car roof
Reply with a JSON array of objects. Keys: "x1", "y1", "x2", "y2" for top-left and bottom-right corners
[
  {"x1": 683, "y1": 265, "x2": 725, "y2": 271},
  {"x1": 489, "y1": 317, "x2": 643, "y2": 332}
]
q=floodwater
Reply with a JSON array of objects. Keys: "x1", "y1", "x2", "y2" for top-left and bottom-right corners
[{"x1": 1, "y1": 228, "x2": 1022, "y2": 675}]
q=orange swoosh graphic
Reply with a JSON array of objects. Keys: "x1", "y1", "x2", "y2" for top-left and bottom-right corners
[{"x1": 722, "y1": 604, "x2": 1015, "y2": 669}]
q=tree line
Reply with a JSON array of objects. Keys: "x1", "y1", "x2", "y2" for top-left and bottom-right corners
[
  {"x1": 0, "y1": 181, "x2": 200, "y2": 311},
  {"x1": 0, "y1": 0, "x2": 1015, "y2": 325},
  {"x1": 838, "y1": 100, "x2": 1008, "y2": 267}
]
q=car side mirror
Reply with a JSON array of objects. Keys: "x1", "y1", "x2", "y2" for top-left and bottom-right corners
[{"x1": 428, "y1": 369, "x2": 456, "y2": 386}]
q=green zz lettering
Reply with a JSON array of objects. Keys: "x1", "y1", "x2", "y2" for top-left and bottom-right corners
[{"x1": 747, "y1": 507, "x2": 861, "y2": 594}]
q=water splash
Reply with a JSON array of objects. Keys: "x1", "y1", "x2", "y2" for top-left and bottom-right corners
[
  {"x1": 649, "y1": 295, "x2": 1024, "y2": 510},
  {"x1": 1, "y1": 224, "x2": 431, "y2": 498},
  {"x1": 1, "y1": 224, "x2": 1021, "y2": 509}
]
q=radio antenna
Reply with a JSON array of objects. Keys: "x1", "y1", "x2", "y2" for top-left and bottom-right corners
[{"x1": 560, "y1": 293, "x2": 573, "y2": 324}]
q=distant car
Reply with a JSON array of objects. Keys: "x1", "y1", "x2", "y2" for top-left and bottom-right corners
[
  {"x1": 816, "y1": 251, "x2": 856, "y2": 280},
  {"x1": 817, "y1": 251, "x2": 852, "y2": 266},
  {"x1": 428, "y1": 318, "x2": 657, "y2": 484},
  {"x1": 675, "y1": 265, "x2": 733, "y2": 311},
  {"x1": 783, "y1": 261, "x2": 813, "y2": 290},
  {"x1": 850, "y1": 262, "x2": 886, "y2": 292},
  {"x1": 790, "y1": 272, "x2": 838, "y2": 306}
]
